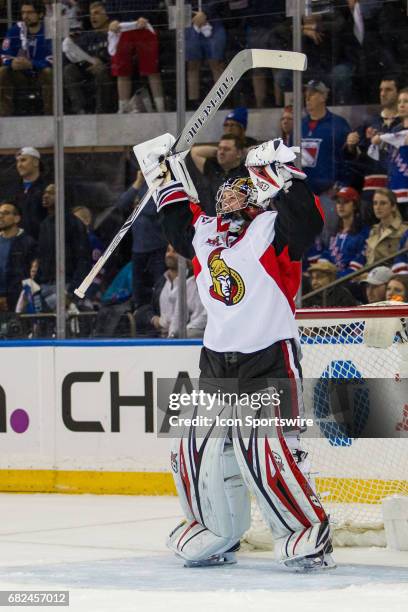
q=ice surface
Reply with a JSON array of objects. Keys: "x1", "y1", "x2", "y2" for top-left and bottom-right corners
[{"x1": 0, "y1": 494, "x2": 407, "y2": 611}]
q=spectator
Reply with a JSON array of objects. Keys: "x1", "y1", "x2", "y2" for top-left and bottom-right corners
[
  {"x1": 378, "y1": 0, "x2": 408, "y2": 87},
  {"x1": 13, "y1": 147, "x2": 47, "y2": 241},
  {"x1": 222, "y1": 108, "x2": 257, "y2": 148},
  {"x1": 365, "y1": 188, "x2": 408, "y2": 266},
  {"x1": 303, "y1": 260, "x2": 359, "y2": 307},
  {"x1": 108, "y1": 8, "x2": 165, "y2": 112},
  {"x1": 190, "y1": 134, "x2": 248, "y2": 215},
  {"x1": 273, "y1": 8, "x2": 346, "y2": 105},
  {"x1": 185, "y1": 1, "x2": 226, "y2": 111},
  {"x1": 43, "y1": 0, "x2": 83, "y2": 30},
  {"x1": 372, "y1": 87, "x2": 408, "y2": 219},
  {"x1": 0, "y1": 200, "x2": 37, "y2": 312},
  {"x1": 93, "y1": 262, "x2": 134, "y2": 338},
  {"x1": 385, "y1": 274, "x2": 408, "y2": 302},
  {"x1": 280, "y1": 105, "x2": 293, "y2": 146},
  {"x1": 72, "y1": 205, "x2": 105, "y2": 301},
  {"x1": 336, "y1": 0, "x2": 390, "y2": 104},
  {"x1": 135, "y1": 244, "x2": 206, "y2": 338},
  {"x1": 36, "y1": 184, "x2": 91, "y2": 309},
  {"x1": 301, "y1": 80, "x2": 350, "y2": 240},
  {"x1": 116, "y1": 170, "x2": 167, "y2": 309},
  {"x1": 302, "y1": 80, "x2": 351, "y2": 194},
  {"x1": 350, "y1": 78, "x2": 400, "y2": 151},
  {"x1": 244, "y1": 0, "x2": 289, "y2": 107},
  {"x1": 392, "y1": 228, "x2": 408, "y2": 274},
  {"x1": 325, "y1": 186, "x2": 370, "y2": 277},
  {"x1": 63, "y1": 1, "x2": 117, "y2": 114},
  {"x1": 360, "y1": 265, "x2": 393, "y2": 304},
  {"x1": 0, "y1": 1, "x2": 52, "y2": 115},
  {"x1": 343, "y1": 78, "x2": 400, "y2": 221}
]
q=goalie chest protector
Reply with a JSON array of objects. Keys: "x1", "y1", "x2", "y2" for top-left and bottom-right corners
[{"x1": 192, "y1": 211, "x2": 300, "y2": 353}]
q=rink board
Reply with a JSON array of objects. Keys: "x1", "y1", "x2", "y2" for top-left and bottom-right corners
[{"x1": 0, "y1": 340, "x2": 406, "y2": 500}]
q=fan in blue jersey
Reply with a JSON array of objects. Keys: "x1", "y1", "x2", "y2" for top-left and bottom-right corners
[{"x1": 0, "y1": 1, "x2": 53, "y2": 116}]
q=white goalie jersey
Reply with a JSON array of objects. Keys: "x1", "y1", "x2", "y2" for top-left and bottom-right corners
[
  {"x1": 191, "y1": 211, "x2": 300, "y2": 353},
  {"x1": 156, "y1": 178, "x2": 325, "y2": 354}
]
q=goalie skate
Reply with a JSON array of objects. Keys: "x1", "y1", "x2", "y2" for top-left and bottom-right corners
[
  {"x1": 183, "y1": 543, "x2": 240, "y2": 568},
  {"x1": 283, "y1": 541, "x2": 336, "y2": 573}
]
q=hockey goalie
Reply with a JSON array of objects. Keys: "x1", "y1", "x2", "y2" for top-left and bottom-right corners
[{"x1": 136, "y1": 135, "x2": 336, "y2": 572}]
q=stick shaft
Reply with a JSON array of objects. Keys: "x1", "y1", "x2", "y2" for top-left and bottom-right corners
[{"x1": 74, "y1": 183, "x2": 159, "y2": 298}]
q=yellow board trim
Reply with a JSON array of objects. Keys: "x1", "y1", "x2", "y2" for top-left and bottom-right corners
[
  {"x1": 0, "y1": 471, "x2": 407, "y2": 503},
  {"x1": 0, "y1": 470, "x2": 177, "y2": 495}
]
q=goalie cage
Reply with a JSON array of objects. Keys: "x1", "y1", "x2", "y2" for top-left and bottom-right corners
[{"x1": 244, "y1": 304, "x2": 408, "y2": 549}]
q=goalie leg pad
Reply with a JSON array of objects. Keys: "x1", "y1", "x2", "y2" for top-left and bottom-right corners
[
  {"x1": 233, "y1": 417, "x2": 328, "y2": 540},
  {"x1": 167, "y1": 519, "x2": 239, "y2": 565},
  {"x1": 169, "y1": 405, "x2": 251, "y2": 563},
  {"x1": 274, "y1": 519, "x2": 334, "y2": 567}
]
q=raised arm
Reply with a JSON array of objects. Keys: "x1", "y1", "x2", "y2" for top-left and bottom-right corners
[
  {"x1": 245, "y1": 138, "x2": 324, "y2": 259},
  {"x1": 272, "y1": 179, "x2": 324, "y2": 260}
]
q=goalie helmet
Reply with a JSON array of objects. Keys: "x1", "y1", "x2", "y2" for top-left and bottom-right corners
[{"x1": 215, "y1": 177, "x2": 260, "y2": 217}]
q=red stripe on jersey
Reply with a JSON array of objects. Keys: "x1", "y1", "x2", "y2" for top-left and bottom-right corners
[
  {"x1": 313, "y1": 194, "x2": 325, "y2": 221},
  {"x1": 192, "y1": 255, "x2": 202, "y2": 278},
  {"x1": 189, "y1": 202, "x2": 204, "y2": 225},
  {"x1": 259, "y1": 244, "x2": 299, "y2": 313}
]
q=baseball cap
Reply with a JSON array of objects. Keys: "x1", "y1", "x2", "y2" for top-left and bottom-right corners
[
  {"x1": 362, "y1": 266, "x2": 393, "y2": 286},
  {"x1": 305, "y1": 80, "x2": 330, "y2": 95},
  {"x1": 308, "y1": 260, "x2": 337, "y2": 275},
  {"x1": 335, "y1": 186, "x2": 360, "y2": 203},
  {"x1": 224, "y1": 107, "x2": 248, "y2": 130},
  {"x1": 16, "y1": 147, "x2": 41, "y2": 159}
]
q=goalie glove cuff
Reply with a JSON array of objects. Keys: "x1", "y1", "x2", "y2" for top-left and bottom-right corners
[
  {"x1": 156, "y1": 181, "x2": 189, "y2": 213},
  {"x1": 281, "y1": 162, "x2": 307, "y2": 181},
  {"x1": 245, "y1": 138, "x2": 300, "y2": 167}
]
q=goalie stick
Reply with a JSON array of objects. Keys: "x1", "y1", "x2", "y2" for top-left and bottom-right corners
[{"x1": 74, "y1": 49, "x2": 306, "y2": 298}]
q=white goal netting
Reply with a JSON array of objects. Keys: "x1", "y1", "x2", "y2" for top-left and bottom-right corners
[{"x1": 245, "y1": 305, "x2": 408, "y2": 548}]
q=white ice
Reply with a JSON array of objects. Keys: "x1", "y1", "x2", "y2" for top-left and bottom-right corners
[{"x1": 0, "y1": 494, "x2": 408, "y2": 612}]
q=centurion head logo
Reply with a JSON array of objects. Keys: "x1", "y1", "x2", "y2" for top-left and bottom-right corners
[{"x1": 207, "y1": 249, "x2": 245, "y2": 306}]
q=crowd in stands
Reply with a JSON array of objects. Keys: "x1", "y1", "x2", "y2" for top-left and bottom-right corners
[
  {"x1": 0, "y1": 1, "x2": 408, "y2": 338},
  {"x1": 1, "y1": 1, "x2": 408, "y2": 114}
]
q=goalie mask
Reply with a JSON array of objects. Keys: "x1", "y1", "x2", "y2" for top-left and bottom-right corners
[{"x1": 215, "y1": 177, "x2": 263, "y2": 220}]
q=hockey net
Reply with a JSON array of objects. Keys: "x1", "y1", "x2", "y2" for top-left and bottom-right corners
[{"x1": 244, "y1": 305, "x2": 408, "y2": 548}]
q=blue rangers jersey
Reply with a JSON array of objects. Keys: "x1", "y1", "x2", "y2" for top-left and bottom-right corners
[{"x1": 1, "y1": 22, "x2": 52, "y2": 71}]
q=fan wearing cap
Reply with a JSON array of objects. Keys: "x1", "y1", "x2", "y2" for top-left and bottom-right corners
[
  {"x1": 302, "y1": 80, "x2": 350, "y2": 199},
  {"x1": 360, "y1": 266, "x2": 394, "y2": 304},
  {"x1": 13, "y1": 147, "x2": 47, "y2": 241},
  {"x1": 304, "y1": 260, "x2": 358, "y2": 308},
  {"x1": 222, "y1": 108, "x2": 257, "y2": 149},
  {"x1": 325, "y1": 186, "x2": 370, "y2": 277}
]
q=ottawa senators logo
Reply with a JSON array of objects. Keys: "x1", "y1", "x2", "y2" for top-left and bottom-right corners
[{"x1": 208, "y1": 249, "x2": 245, "y2": 306}]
